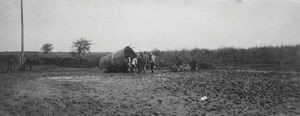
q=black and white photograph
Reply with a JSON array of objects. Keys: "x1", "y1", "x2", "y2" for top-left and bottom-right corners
[{"x1": 0, "y1": 0, "x2": 299, "y2": 115}]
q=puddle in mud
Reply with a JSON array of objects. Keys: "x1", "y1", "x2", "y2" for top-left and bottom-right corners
[
  {"x1": 39, "y1": 75, "x2": 101, "y2": 81},
  {"x1": 48, "y1": 76, "x2": 73, "y2": 79},
  {"x1": 37, "y1": 76, "x2": 75, "y2": 80}
]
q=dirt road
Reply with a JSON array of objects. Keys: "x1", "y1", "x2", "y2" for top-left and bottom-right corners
[
  {"x1": 0, "y1": 69, "x2": 197, "y2": 116},
  {"x1": 0, "y1": 68, "x2": 298, "y2": 116}
]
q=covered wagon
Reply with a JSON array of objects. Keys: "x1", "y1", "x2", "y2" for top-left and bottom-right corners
[{"x1": 99, "y1": 46, "x2": 136, "y2": 72}]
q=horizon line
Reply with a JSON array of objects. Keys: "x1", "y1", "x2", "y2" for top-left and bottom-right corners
[{"x1": 1, "y1": 44, "x2": 298, "y2": 53}]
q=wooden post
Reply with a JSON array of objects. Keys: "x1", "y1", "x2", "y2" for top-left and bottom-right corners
[{"x1": 20, "y1": 0, "x2": 24, "y2": 70}]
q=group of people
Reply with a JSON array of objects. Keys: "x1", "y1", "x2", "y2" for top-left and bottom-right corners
[
  {"x1": 22, "y1": 55, "x2": 33, "y2": 71},
  {"x1": 126, "y1": 52, "x2": 156, "y2": 73}
]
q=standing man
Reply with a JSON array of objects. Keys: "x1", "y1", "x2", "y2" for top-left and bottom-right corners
[
  {"x1": 189, "y1": 60, "x2": 198, "y2": 71},
  {"x1": 137, "y1": 54, "x2": 143, "y2": 73},
  {"x1": 126, "y1": 57, "x2": 132, "y2": 73},
  {"x1": 23, "y1": 55, "x2": 33, "y2": 71},
  {"x1": 131, "y1": 56, "x2": 138, "y2": 73},
  {"x1": 149, "y1": 53, "x2": 156, "y2": 73},
  {"x1": 139, "y1": 51, "x2": 149, "y2": 73},
  {"x1": 6, "y1": 55, "x2": 14, "y2": 73}
]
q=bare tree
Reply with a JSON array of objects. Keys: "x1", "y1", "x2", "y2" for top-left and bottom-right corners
[
  {"x1": 72, "y1": 37, "x2": 92, "y2": 61},
  {"x1": 41, "y1": 43, "x2": 53, "y2": 54}
]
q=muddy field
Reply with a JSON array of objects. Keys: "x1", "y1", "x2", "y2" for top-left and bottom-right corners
[{"x1": 0, "y1": 68, "x2": 299, "y2": 116}]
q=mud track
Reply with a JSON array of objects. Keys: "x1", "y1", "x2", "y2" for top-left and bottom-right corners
[
  {"x1": 0, "y1": 69, "x2": 196, "y2": 116},
  {"x1": 0, "y1": 68, "x2": 298, "y2": 116}
]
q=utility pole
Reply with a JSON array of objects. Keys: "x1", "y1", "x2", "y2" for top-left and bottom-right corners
[{"x1": 20, "y1": 0, "x2": 24, "y2": 70}]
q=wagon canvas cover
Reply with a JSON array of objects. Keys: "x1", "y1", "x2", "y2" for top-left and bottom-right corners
[{"x1": 99, "y1": 46, "x2": 136, "y2": 72}]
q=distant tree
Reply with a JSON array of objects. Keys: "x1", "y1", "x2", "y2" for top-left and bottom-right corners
[
  {"x1": 70, "y1": 51, "x2": 77, "y2": 58},
  {"x1": 236, "y1": 0, "x2": 243, "y2": 3},
  {"x1": 41, "y1": 43, "x2": 53, "y2": 54},
  {"x1": 72, "y1": 37, "x2": 92, "y2": 61}
]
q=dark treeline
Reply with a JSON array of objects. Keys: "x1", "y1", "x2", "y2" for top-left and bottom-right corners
[
  {"x1": 152, "y1": 45, "x2": 299, "y2": 71},
  {"x1": 0, "y1": 52, "x2": 109, "y2": 72},
  {"x1": 34, "y1": 52, "x2": 109, "y2": 68}
]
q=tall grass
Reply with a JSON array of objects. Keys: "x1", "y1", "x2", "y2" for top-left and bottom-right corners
[{"x1": 152, "y1": 45, "x2": 299, "y2": 71}]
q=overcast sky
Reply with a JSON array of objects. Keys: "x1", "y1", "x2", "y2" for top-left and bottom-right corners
[{"x1": 0, "y1": 0, "x2": 299, "y2": 52}]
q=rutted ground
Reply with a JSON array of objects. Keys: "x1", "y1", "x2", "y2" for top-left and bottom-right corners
[
  {"x1": 0, "y1": 68, "x2": 299, "y2": 116},
  {"x1": 0, "y1": 69, "x2": 194, "y2": 116}
]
